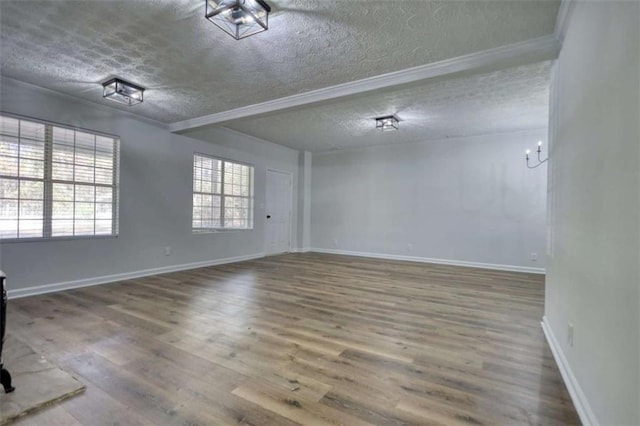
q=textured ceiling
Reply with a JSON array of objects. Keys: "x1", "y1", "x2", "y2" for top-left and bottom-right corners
[
  {"x1": 0, "y1": 0, "x2": 560, "y2": 124},
  {"x1": 214, "y1": 61, "x2": 551, "y2": 152}
]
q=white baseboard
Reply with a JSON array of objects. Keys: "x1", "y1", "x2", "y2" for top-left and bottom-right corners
[
  {"x1": 7, "y1": 252, "x2": 265, "y2": 299},
  {"x1": 309, "y1": 248, "x2": 546, "y2": 274},
  {"x1": 291, "y1": 247, "x2": 311, "y2": 253},
  {"x1": 541, "y1": 316, "x2": 598, "y2": 426}
]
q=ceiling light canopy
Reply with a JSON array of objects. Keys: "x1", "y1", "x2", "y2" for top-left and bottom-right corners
[
  {"x1": 375, "y1": 115, "x2": 399, "y2": 131},
  {"x1": 102, "y1": 78, "x2": 145, "y2": 106},
  {"x1": 205, "y1": 0, "x2": 271, "y2": 40}
]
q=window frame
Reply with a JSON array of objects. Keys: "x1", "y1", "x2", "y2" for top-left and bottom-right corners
[
  {"x1": 192, "y1": 153, "x2": 254, "y2": 233},
  {"x1": 0, "y1": 112, "x2": 120, "y2": 242}
]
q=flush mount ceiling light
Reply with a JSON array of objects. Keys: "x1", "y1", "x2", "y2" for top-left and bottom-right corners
[
  {"x1": 102, "y1": 78, "x2": 145, "y2": 106},
  {"x1": 205, "y1": 0, "x2": 271, "y2": 40},
  {"x1": 375, "y1": 115, "x2": 399, "y2": 131}
]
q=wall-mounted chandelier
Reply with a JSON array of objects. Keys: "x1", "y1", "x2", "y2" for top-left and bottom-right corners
[{"x1": 525, "y1": 141, "x2": 549, "y2": 169}]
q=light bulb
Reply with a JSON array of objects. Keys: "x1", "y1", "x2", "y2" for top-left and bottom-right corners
[
  {"x1": 538, "y1": 141, "x2": 543, "y2": 147},
  {"x1": 526, "y1": 149, "x2": 531, "y2": 155}
]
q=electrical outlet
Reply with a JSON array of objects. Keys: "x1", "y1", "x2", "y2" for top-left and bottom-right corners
[
  {"x1": 567, "y1": 323, "x2": 574, "y2": 347},
  {"x1": 332, "y1": 238, "x2": 338, "y2": 248},
  {"x1": 164, "y1": 246, "x2": 171, "y2": 256},
  {"x1": 407, "y1": 243, "x2": 413, "y2": 252},
  {"x1": 530, "y1": 252, "x2": 538, "y2": 261}
]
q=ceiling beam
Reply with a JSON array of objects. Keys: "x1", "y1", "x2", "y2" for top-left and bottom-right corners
[{"x1": 169, "y1": 35, "x2": 560, "y2": 133}]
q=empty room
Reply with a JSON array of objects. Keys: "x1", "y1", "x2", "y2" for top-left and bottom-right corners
[{"x1": 0, "y1": 1, "x2": 638, "y2": 425}]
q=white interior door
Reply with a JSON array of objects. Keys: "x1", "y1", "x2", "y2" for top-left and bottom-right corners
[{"x1": 265, "y1": 170, "x2": 292, "y2": 255}]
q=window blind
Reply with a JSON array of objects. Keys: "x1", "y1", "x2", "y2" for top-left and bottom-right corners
[
  {"x1": 0, "y1": 114, "x2": 120, "y2": 240},
  {"x1": 193, "y1": 153, "x2": 253, "y2": 231}
]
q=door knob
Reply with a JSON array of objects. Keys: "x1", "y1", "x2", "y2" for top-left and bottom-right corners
[{"x1": 266, "y1": 215, "x2": 271, "y2": 219}]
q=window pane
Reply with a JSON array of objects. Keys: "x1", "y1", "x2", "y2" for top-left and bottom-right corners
[
  {"x1": 0, "y1": 178, "x2": 19, "y2": 199},
  {"x1": 95, "y1": 219, "x2": 112, "y2": 235},
  {"x1": 19, "y1": 180, "x2": 43, "y2": 200},
  {"x1": 74, "y1": 202, "x2": 94, "y2": 219},
  {"x1": 52, "y1": 162, "x2": 74, "y2": 180},
  {"x1": 75, "y1": 185, "x2": 95, "y2": 202},
  {"x1": 53, "y1": 183, "x2": 75, "y2": 201},
  {"x1": 75, "y1": 131, "x2": 95, "y2": 150},
  {"x1": 0, "y1": 155, "x2": 18, "y2": 176},
  {"x1": 18, "y1": 219, "x2": 43, "y2": 238},
  {"x1": 0, "y1": 116, "x2": 19, "y2": 137},
  {"x1": 75, "y1": 219, "x2": 95, "y2": 235},
  {"x1": 74, "y1": 219, "x2": 95, "y2": 235},
  {"x1": 19, "y1": 158, "x2": 44, "y2": 179},
  {"x1": 0, "y1": 220, "x2": 17, "y2": 238},
  {"x1": 19, "y1": 200, "x2": 43, "y2": 219},
  {"x1": 0, "y1": 200, "x2": 18, "y2": 219},
  {"x1": 52, "y1": 219, "x2": 74, "y2": 237},
  {"x1": 52, "y1": 201, "x2": 74, "y2": 219},
  {"x1": 74, "y1": 165, "x2": 94, "y2": 183},
  {"x1": 75, "y1": 147, "x2": 95, "y2": 166},
  {"x1": 95, "y1": 168, "x2": 112, "y2": 185},
  {"x1": 96, "y1": 136, "x2": 114, "y2": 154},
  {"x1": 52, "y1": 143, "x2": 74, "y2": 164},
  {"x1": 19, "y1": 139, "x2": 44, "y2": 160},
  {"x1": 0, "y1": 137, "x2": 19, "y2": 158},
  {"x1": 20, "y1": 121, "x2": 45, "y2": 141},
  {"x1": 96, "y1": 187, "x2": 112, "y2": 203},
  {"x1": 96, "y1": 202, "x2": 111, "y2": 219}
]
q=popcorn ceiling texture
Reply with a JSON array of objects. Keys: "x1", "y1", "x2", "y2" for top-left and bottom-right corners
[
  {"x1": 0, "y1": 0, "x2": 559, "y2": 124},
  {"x1": 218, "y1": 61, "x2": 552, "y2": 152}
]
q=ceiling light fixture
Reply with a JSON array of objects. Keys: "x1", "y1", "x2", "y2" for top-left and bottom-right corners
[
  {"x1": 205, "y1": 0, "x2": 271, "y2": 40},
  {"x1": 102, "y1": 78, "x2": 145, "y2": 106},
  {"x1": 376, "y1": 115, "x2": 399, "y2": 131}
]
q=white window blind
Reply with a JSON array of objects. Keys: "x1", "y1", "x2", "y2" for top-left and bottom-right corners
[
  {"x1": 0, "y1": 114, "x2": 120, "y2": 240},
  {"x1": 193, "y1": 154, "x2": 253, "y2": 231}
]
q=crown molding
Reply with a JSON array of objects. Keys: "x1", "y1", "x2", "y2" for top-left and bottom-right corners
[
  {"x1": 554, "y1": 0, "x2": 577, "y2": 43},
  {"x1": 169, "y1": 35, "x2": 561, "y2": 133}
]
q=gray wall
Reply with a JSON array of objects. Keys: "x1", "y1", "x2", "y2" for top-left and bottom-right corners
[
  {"x1": 545, "y1": 1, "x2": 639, "y2": 424},
  {"x1": 0, "y1": 77, "x2": 300, "y2": 293},
  {"x1": 311, "y1": 129, "x2": 548, "y2": 270}
]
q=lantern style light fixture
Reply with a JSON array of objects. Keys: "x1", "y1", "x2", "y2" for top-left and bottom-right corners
[
  {"x1": 205, "y1": 0, "x2": 271, "y2": 40},
  {"x1": 102, "y1": 78, "x2": 145, "y2": 106},
  {"x1": 376, "y1": 115, "x2": 399, "y2": 131}
]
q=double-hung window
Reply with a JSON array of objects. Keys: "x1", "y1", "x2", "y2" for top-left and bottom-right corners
[
  {"x1": 0, "y1": 114, "x2": 120, "y2": 240},
  {"x1": 192, "y1": 154, "x2": 253, "y2": 231}
]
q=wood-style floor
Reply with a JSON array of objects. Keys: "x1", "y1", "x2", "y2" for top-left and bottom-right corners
[{"x1": 7, "y1": 253, "x2": 579, "y2": 425}]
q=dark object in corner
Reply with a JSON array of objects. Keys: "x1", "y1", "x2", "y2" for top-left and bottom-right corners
[{"x1": 1, "y1": 270, "x2": 15, "y2": 393}]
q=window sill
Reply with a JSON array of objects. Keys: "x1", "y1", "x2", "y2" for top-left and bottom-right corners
[
  {"x1": 0, "y1": 234, "x2": 118, "y2": 244},
  {"x1": 193, "y1": 228, "x2": 254, "y2": 234}
]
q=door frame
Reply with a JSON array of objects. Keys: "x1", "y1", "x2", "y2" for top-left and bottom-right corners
[{"x1": 265, "y1": 168, "x2": 293, "y2": 254}]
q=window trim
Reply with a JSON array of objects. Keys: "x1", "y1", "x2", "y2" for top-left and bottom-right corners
[
  {"x1": 192, "y1": 152, "x2": 254, "y2": 233},
  {"x1": 0, "y1": 112, "x2": 120, "y2": 242}
]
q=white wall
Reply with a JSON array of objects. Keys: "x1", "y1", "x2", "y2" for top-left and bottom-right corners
[
  {"x1": 311, "y1": 129, "x2": 548, "y2": 271},
  {"x1": 544, "y1": 1, "x2": 639, "y2": 425},
  {"x1": 0, "y1": 77, "x2": 300, "y2": 294}
]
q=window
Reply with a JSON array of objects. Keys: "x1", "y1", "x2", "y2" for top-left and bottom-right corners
[
  {"x1": 0, "y1": 114, "x2": 119, "y2": 240},
  {"x1": 193, "y1": 154, "x2": 253, "y2": 231}
]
